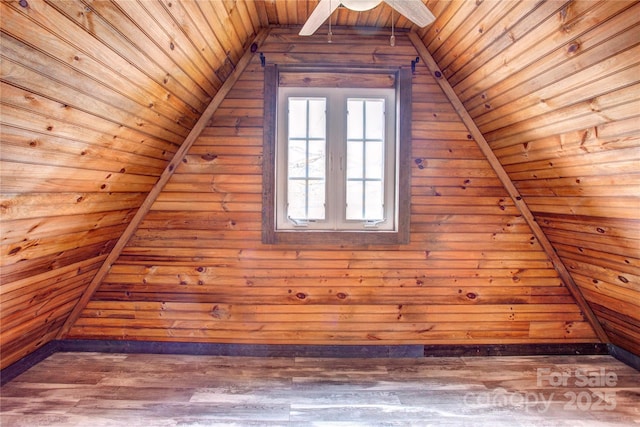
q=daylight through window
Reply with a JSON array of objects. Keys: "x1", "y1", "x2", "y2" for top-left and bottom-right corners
[{"x1": 276, "y1": 87, "x2": 396, "y2": 231}]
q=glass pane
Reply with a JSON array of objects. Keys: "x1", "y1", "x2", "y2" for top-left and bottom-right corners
[
  {"x1": 365, "y1": 99, "x2": 384, "y2": 140},
  {"x1": 346, "y1": 181, "x2": 364, "y2": 220},
  {"x1": 288, "y1": 140, "x2": 306, "y2": 178},
  {"x1": 287, "y1": 179, "x2": 307, "y2": 219},
  {"x1": 287, "y1": 179, "x2": 326, "y2": 220},
  {"x1": 365, "y1": 140, "x2": 383, "y2": 179},
  {"x1": 307, "y1": 179, "x2": 326, "y2": 219},
  {"x1": 347, "y1": 100, "x2": 363, "y2": 140},
  {"x1": 308, "y1": 99, "x2": 326, "y2": 138},
  {"x1": 288, "y1": 98, "x2": 307, "y2": 138},
  {"x1": 364, "y1": 181, "x2": 383, "y2": 220},
  {"x1": 346, "y1": 140, "x2": 363, "y2": 179},
  {"x1": 308, "y1": 140, "x2": 326, "y2": 178}
]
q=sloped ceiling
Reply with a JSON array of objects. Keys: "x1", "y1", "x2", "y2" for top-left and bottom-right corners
[{"x1": 1, "y1": 0, "x2": 638, "y2": 369}]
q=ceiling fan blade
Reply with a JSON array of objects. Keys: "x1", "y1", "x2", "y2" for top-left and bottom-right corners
[
  {"x1": 299, "y1": 0, "x2": 341, "y2": 36},
  {"x1": 383, "y1": 0, "x2": 435, "y2": 27}
]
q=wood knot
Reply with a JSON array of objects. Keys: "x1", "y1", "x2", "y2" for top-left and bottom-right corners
[
  {"x1": 201, "y1": 153, "x2": 218, "y2": 161},
  {"x1": 210, "y1": 305, "x2": 228, "y2": 319}
]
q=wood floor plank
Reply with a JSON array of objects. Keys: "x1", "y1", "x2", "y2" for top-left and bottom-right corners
[{"x1": 1, "y1": 352, "x2": 638, "y2": 426}]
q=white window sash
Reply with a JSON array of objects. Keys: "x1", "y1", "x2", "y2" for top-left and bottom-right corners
[{"x1": 276, "y1": 86, "x2": 396, "y2": 231}]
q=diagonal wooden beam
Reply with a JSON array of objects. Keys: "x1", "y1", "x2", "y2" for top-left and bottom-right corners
[
  {"x1": 408, "y1": 32, "x2": 610, "y2": 343},
  {"x1": 57, "y1": 29, "x2": 271, "y2": 339}
]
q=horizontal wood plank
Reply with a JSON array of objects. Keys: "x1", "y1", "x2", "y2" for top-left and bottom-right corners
[{"x1": 69, "y1": 29, "x2": 601, "y2": 349}]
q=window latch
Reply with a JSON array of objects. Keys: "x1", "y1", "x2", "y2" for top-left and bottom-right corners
[
  {"x1": 363, "y1": 219, "x2": 386, "y2": 228},
  {"x1": 288, "y1": 217, "x2": 310, "y2": 227}
]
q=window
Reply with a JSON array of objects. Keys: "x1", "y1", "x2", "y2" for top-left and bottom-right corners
[
  {"x1": 276, "y1": 87, "x2": 396, "y2": 231},
  {"x1": 263, "y1": 66, "x2": 411, "y2": 245}
]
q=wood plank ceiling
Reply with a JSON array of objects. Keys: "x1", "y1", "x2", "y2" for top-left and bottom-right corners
[{"x1": 1, "y1": 0, "x2": 638, "y2": 369}]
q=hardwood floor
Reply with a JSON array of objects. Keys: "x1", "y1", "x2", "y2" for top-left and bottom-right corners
[{"x1": 1, "y1": 352, "x2": 638, "y2": 426}]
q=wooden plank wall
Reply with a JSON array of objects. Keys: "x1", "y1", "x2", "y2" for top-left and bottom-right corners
[
  {"x1": 0, "y1": 0, "x2": 261, "y2": 369},
  {"x1": 417, "y1": 0, "x2": 640, "y2": 354},
  {"x1": 3, "y1": 0, "x2": 637, "y2": 367},
  {"x1": 68, "y1": 29, "x2": 598, "y2": 346}
]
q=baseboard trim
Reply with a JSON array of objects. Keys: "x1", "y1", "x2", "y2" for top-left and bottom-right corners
[
  {"x1": 0, "y1": 340, "x2": 631, "y2": 386},
  {"x1": 424, "y1": 343, "x2": 609, "y2": 357},
  {"x1": 608, "y1": 344, "x2": 640, "y2": 371},
  {"x1": 57, "y1": 340, "x2": 424, "y2": 358},
  {"x1": 0, "y1": 341, "x2": 60, "y2": 386}
]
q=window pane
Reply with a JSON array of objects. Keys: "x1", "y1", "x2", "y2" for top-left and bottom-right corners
[
  {"x1": 346, "y1": 140, "x2": 363, "y2": 179},
  {"x1": 288, "y1": 140, "x2": 306, "y2": 178},
  {"x1": 364, "y1": 180, "x2": 383, "y2": 220},
  {"x1": 288, "y1": 179, "x2": 325, "y2": 220},
  {"x1": 308, "y1": 140, "x2": 326, "y2": 178},
  {"x1": 286, "y1": 97, "x2": 327, "y2": 222},
  {"x1": 287, "y1": 180, "x2": 307, "y2": 219},
  {"x1": 288, "y1": 98, "x2": 307, "y2": 138},
  {"x1": 308, "y1": 99, "x2": 326, "y2": 138},
  {"x1": 365, "y1": 140, "x2": 383, "y2": 179},
  {"x1": 307, "y1": 179, "x2": 325, "y2": 219},
  {"x1": 346, "y1": 180, "x2": 384, "y2": 221},
  {"x1": 347, "y1": 100, "x2": 363, "y2": 140},
  {"x1": 346, "y1": 99, "x2": 386, "y2": 222},
  {"x1": 365, "y1": 99, "x2": 384, "y2": 140},
  {"x1": 346, "y1": 181, "x2": 363, "y2": 220}
]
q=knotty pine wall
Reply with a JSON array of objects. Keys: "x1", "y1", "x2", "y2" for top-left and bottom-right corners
[
  {"x1": 0, "y1": 0, "x2": 261, "y2": 369},
  {"x1": 417, "y1": 1, "x2": 640, "y2": 355},
  {"x1": 68, "y1": 30, "x2": 598, "y2": 346}
]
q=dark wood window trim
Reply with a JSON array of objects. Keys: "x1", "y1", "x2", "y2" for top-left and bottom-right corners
[{"x1": 262, "y1": 65, "x2": 411, "y2": 245}]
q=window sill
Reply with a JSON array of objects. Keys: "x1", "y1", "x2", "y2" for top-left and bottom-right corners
[{"x1": 263, "y1": 229, "x2": 409, "y2": 246}]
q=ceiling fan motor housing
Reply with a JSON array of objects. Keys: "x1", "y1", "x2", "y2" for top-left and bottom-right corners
[{"x1": 340, "y1": 0, "x2": 383, "y2": 12}]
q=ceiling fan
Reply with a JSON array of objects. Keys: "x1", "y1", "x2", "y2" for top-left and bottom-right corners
[{"x1": 299, "y1": 0, "x2": 435, "y2": 36}]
